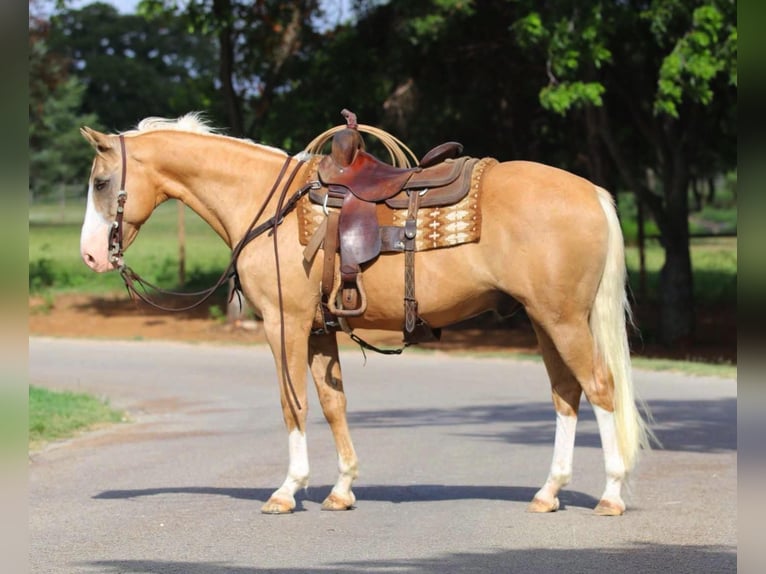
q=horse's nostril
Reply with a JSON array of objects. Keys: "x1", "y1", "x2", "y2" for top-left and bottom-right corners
[{"x1": 83, "y1": 252, "x2": 98, "y2": 269}]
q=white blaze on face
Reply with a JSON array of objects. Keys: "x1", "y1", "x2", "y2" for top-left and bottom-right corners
[{"x1": 80, "y1": 180, "x2": 114, "y2": 272}]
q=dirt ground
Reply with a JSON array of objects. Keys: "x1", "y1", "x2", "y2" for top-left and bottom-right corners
[{"x1": 29, "y1": 293, "x2": 736, "y2": 364}]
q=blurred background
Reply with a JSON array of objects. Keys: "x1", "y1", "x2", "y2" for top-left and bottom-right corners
[{"x1": 28, "y1": 0, "x2": 737, "y2": 363}]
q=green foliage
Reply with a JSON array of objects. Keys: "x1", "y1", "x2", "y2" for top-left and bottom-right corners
[
  {"x1": 208, "y1": 304, "x2": 226, "y2": 323},
  {"x1": 28, "y1": 41, "x2": 100, "y2": 199},
  {"x1": 47, "y1": 2, "x2": 221, "y2": 131},
  {"x1": 29, "y1": 201, "x2": 230, "y2": 295},
  {"x1": 29, "y1": 386, "x2": 124, "y2": 447},
  {"x1": 624, "y1": 237, "x2": 736, "y2": 304},
  {"x1": 407, "y1": 0, "x2": 476, "y2": 43},
  {"x1": 29, "y1": 257, "x2": 62, "y2": 292},
  {"x1": 539, "y1": 81, "x2": 605, "y2": 115},
  {"x1": 650, "y1": 2, "x2": 737, "y2": 117},
  {"x1": 511, "y1": 12, "x2": 546, "y2": 48},
  {"x1": 511, "y1": 3, "x2": 612, "y2": 114},
  {"x1": 36, "y1": 0, "x2": 735, "y2": 347},
  {"x1": 630, "y1": 356, "x2": 735, "y2": 376}
]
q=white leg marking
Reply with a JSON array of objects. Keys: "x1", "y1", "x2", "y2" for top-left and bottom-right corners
[
  {"x1": 593, "y1": 405, "x2": 626, "y2": 504},
  {"x1": 533, "y1": 413, "x2": 577, "y2": 505},
  {"x1": 331, "y1": 453, "x2": 358, "y2": 499},
  {"x1": 274, "y1": 429, "x2": 309, "y2": 497}
]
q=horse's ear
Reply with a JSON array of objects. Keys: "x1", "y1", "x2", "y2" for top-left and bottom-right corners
[{"x1": 80, "y1": 126, "x2": 113, "y2": 154}]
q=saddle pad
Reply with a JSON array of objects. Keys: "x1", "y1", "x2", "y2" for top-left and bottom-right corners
[{"x1": 297, "y1": 156, "x2": 497, "y2": 252}]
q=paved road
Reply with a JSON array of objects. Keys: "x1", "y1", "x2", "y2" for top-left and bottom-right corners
[{"x1": 29, "y1": 337, "x2": 737, "y2": 573}]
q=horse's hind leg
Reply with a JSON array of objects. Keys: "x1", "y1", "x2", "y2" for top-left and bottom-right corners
[
  {"x1": 308, "y1": 332, "x2": 358, "y2": 510},
  {"x1": 532, "y1": 316, "x2": 627, "y2": 516},
  {"x1": 527, "y1": 322, "x2": 582, "y2": 513}
]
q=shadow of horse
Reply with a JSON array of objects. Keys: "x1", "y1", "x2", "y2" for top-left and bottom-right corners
[
  {"x1": 86, "y1": 542, "x2": 736, "y2": 574},
  {"x1": 94, "y1": 483, "x2": 599, "y2": 511}
]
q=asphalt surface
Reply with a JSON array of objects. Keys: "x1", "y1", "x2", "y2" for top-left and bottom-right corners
[{"x1": 29, "y1": 337, "x2": 737, "y2": 573}]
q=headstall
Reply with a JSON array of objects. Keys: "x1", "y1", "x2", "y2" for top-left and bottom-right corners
[{"x1": 107, "y1": 135, "x2": 128, "y2": 265}]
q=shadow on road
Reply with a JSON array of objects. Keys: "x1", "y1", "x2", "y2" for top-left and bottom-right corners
[
  {"x1": 86, "y1": 542, "x2": 736, "y2": 573},
  {"x1": 94, "y1": 483, "x2": 599, "y2": 510},
  {"x1": 345, "y1": 398, "x2": 736, "y2": 453}
]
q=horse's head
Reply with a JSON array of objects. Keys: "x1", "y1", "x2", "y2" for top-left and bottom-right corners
[{"x1": 79, "y1": 127, "x2": 155, "y2": 272}]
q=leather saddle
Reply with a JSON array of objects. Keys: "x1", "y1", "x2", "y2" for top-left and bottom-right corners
[{"x1": 308, "y1": 119, "x2": 478, "y2": 343}]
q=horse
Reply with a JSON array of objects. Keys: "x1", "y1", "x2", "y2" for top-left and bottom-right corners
[{"x1": 78, "y1": 112, "x2": 651, "y2": 516}]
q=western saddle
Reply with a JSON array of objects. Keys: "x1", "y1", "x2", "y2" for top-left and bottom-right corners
[{"x1": 307, "y1": 109, "x2": 482, "y2": 346}]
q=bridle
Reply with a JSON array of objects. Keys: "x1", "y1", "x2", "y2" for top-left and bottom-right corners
[
  {"x1": 107, "y1": 135, "x2": 128, "y2": 266},
  {"x1": 105, "y1": 133, "x2": 399, "y2": 418},
  {"x1": 108, "y1": 134, "x2": 314, "y2": 313},
  {"x1": 107, "y1": 134, "x2": 315, "y2": 418}
]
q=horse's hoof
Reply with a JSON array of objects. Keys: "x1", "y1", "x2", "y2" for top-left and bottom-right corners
[
  {"x1": 527, "y1": 496, "x2": 559, "y2": 513},
  {"x1": 594, "y1": 499, "x2": 625, "y2": 516},
  {"x1": 321, "y1": 491, "x2": 355, "y2": 511},
  {"x1": 261, "y1": 496, "x2": 295, "y2": 515}
]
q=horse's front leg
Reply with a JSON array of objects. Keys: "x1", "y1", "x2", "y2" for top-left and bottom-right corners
[
  {"x1": 308, "y1": 331, "x2": 358, "y2": 510},
  {"x1": 261, "y1": 317, "x2": 311, "y2": 515}
]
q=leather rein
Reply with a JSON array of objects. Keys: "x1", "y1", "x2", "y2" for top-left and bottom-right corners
[
  {"x1": 110, "y1": 134, "x2": 314, "y2": 314},
  {"x1": 107, "y1": 134, "x2": 401, "y2": 419},
  {"x1": 109, "y1": 135, "x2": 313, "y2": 418}
]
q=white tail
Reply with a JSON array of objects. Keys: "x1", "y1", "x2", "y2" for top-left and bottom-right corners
[{"x1": 590, "y1": 186, "x2": 653, "y2": 471}]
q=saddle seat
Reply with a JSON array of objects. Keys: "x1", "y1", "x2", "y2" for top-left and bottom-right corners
[{"x1": 315, "y1": 149, "x2": 475, "y2": 209}]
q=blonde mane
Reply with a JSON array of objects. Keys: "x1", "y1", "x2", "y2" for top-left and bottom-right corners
[{"x1": 124, "y1": 112, "x2": 288, "y2": 156}]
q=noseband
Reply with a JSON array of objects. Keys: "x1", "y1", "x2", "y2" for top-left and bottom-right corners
[{"x1": 108, "y1": 134, "x2": 128, "y2": 265}]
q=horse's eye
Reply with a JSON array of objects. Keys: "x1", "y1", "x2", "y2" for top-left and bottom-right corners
[{"x1": 94, "y1": 179, "x2": 109, "y2": 191}]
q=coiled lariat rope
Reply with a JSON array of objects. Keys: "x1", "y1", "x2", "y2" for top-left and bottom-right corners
[{"x1": 302, "y1": 123, "x2": 420, "y2": 168}]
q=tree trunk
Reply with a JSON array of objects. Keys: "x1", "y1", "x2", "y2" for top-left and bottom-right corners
[
  {"x1": 659, "y1": 232, "x2": 695, "y2": 346},
  {"x1": 213, "y1": 0, "x2": 244, "y2": 136},
  {"x1": 584, "y1": 106, "x2": 608, "y2": 188},
  {"x1": 657, "y1": 150, "x2": 695, "y2": 346},
  {"x1": 212, "y1": 0, "x2": 246, "y2": 324}
]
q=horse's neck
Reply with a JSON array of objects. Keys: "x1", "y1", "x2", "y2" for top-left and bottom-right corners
[{"x1": 139, "y1": 131, "x2": 291, "y2": 247}]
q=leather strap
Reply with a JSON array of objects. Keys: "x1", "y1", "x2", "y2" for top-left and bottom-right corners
[
  {"x1": 321, "y1": 210, "x2": 340, "y2": 300},
  {"x1": 108, "y1": 135, "x2": 128, "y2": 264},
  {"x1": 303, "y1": 217, "x2": 327, "y2": 263},
  {"x1": 404, "y1": 190, "x2": 420, "y2": 334}
]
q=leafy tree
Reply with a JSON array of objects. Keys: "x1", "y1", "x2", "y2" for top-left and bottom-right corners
[
  {"x1": 29, "y1": 76, "x2": 101, "y2": 200},
  {"x1": 512, "y1": 0, "x2": 736, "y2": 345},
  {"x1": 37, "y1": 0, "x2": 734, "y2": 348},
  {"x1": 303, "y1": 0, "x2": 733, "y2": 346},
  {"x1": 275, "y1": 0, "x2": 736, "y2": 346},
  {"x1": 29, "y1": 1, "x2": 100, "y2": 199},
  {"x1": 265, "y1": 0, "x2": 569, "y2": 159},
  {"x1": 138, "y1": 0, "x2": 322, "y2": 137},
  {"x1": 47, "y1": 2, "x2": 222, "y2": 131}
]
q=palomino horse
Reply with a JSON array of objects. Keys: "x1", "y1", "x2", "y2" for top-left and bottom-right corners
[{"x1": 79, "y1": 113, "x2": 650, "y2": 516}]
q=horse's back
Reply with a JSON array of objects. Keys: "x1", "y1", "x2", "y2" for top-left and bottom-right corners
[
  {"x1": 482, "y1": 160, "x2": 607, "y2": 221},
  {"x1": 346, "y1": 159, "x2": 614, "y2": 330}
]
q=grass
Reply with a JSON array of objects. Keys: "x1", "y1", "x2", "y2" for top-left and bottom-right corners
[
  {"x1": 29, "y1": 200, "x2": 230, "y2": 294},
  {"x1": 29, "y1": 198, "x2": 737, "y2": 300},
  {"x1": 400, "y1": 346, "x2": 736, "y2": 378},
  {"x1": 630, "y1": 356, "x2": 736, "y2": 379},
  {"x1": 28, "y1": 386, "x2": 125, "y2": 449},
  {"x1": 624, "y1": 236, "x2": 737, "y2": 305}
]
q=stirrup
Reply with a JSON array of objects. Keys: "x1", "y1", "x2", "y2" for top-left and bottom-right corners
[{"x1": 327, "y1": 272, "x2": 368, "y2": 317}]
